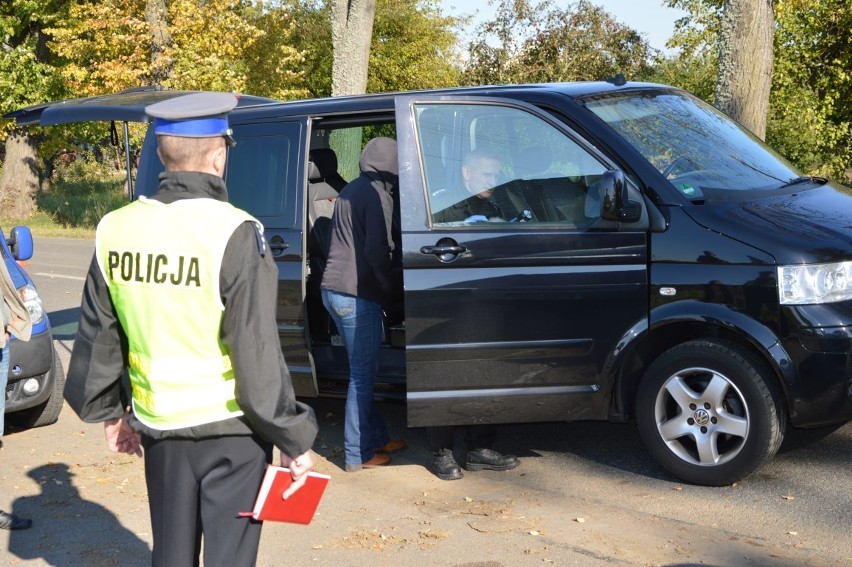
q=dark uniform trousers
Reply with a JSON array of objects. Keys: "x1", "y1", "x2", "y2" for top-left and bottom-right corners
[
  {"x1": 142, "y1": 434, "x2": 273, "y2": 567},
  {"x1": 427, "y1": 425, "x2": 497, "y2": 454}
]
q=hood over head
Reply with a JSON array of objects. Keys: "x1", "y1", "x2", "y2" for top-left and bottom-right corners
[
  {"x1": 359, "y1": 137, "x2": 398, "y2": 187},
  {"x1": 356, "y1": 137, "x2": 398, "y2": 253}
]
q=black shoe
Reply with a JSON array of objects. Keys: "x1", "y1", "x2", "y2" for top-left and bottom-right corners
[
  {"x1": 465, "y1": 448, "x2": 520, "y2": 472},
  {"x1": 431, "y1": 450, "x2": 463, "y2": 480},
  {"x1": 0, "y1": 511, "x2": 32, "y2": 530}
]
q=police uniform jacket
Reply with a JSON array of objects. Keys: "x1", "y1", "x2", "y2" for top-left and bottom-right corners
[{"x1": 65, "y1": 171, "x2": 318, "y2": 458}]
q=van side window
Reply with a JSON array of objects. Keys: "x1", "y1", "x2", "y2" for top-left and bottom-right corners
[
  {"x1": 225, "y1": 131, "x2": 294, "y2": 224},
  {"x1": 414, "y1": 104, "x2": 608, "y2": 228}
]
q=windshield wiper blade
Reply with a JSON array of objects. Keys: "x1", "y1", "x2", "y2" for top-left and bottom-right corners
[{"x1": 778, "y1": 176, "x2": 828, "y2": 189}]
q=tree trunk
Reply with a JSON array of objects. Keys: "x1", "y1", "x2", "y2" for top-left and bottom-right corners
[
  {"x1": 330, "y1": 0, "x2": 376, "y2": 97},
  {"x1": 715, "y1": 0, "x2": 774, "y2": 140},
  {"x1": 330, "y1": 0, "x2": 376, "y2": 179},
  {"x1": 0, "y1": 130, "x2": 40, "y2": 218},
  {"x1": 145, "y1": 0, "x2": 174, "y2": 86}
]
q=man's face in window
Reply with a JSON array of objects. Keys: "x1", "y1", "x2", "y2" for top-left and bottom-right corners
[{"x1": 462, "y1": 156, "x2": 501, "y2": 199}]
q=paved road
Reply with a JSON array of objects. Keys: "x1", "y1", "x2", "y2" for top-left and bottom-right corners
[{"x1": 2, "y1": 236, "x2": 850, "y2": 566}]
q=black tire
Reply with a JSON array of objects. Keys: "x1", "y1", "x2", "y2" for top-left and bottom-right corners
[
  {"x1": 636, "y1": 339, "x2": 785, "y2": 486},
  {"x1": 12, "y1": 350, "x2": 66, "y2": 429}
]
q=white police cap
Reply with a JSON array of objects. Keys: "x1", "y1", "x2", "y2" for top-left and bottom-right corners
[{"x1": 146, "y1": 92, "x2": 238, "y2": 147}]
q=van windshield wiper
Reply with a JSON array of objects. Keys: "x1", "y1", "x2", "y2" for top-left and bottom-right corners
[{"x1": 778, "y1": 176, "x2": 828, "y2": 189}]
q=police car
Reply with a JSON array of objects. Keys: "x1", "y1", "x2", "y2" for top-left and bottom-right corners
[{"x1": 1, "y1": 226, "x2": 64, "y2": 429}]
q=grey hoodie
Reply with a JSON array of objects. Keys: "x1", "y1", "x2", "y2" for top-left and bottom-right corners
[{"x1": 321, "y1": 137, "x2": 401, "y2": 304}]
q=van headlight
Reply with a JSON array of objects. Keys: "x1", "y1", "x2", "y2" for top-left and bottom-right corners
[
  {"x1": 778, "y1": 261, "x2": 852, "y2": 305},
  {"x1": 19, "y1": 285, "x2": 45, "y2": 325}
]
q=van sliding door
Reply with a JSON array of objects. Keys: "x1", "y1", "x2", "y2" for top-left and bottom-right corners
[{"x1": 226, "y1": 120, "x2": 318, "y2": 397}]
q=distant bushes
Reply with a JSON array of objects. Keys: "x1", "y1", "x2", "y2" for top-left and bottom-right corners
[{"x1": 37, "y1": 152, "x2": 129, "y2": 228}]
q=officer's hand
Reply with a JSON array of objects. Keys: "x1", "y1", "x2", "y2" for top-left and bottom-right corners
[
  {"x1": 464, "y1": 215, "x2": 488, "y2": 223},
  {"x1": 279, "y1": 450, "x2": 315, "y2": 500},
  {"x1": 104, "y1": 414, "x2": 143, "y2": 457}
]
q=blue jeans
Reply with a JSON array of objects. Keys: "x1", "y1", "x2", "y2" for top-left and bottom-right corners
[
  {"x1": 1, "y1": 344, "x2": 9, "y2": 438},
  {"x1": 321, "y1": 289, "x2": 389, "y2": 466}
]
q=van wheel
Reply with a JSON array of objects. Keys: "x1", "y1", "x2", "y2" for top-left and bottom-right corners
[
  {"x1": 12, "y1": 351, "x2": 65, "y2": 429},
  {"x1": 636, "y1": 339, "x2": 785, "y2": 486}
]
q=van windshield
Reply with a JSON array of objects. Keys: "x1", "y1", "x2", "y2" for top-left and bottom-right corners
[{"x1": 584, "y1": 90, "x2": 810, "y2": 204}]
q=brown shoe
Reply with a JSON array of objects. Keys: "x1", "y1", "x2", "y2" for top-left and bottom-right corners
[
  {"x1": 345, "y1": 453, "x2": 391, "y2": 472},
  {"x1": 375, "y1": 439, "x2": 407, "y2": 454}
]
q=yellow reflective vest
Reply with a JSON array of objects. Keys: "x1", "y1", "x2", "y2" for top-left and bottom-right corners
[{"x1": 95, "y1": 196, "x2": 261, "y2": 430}]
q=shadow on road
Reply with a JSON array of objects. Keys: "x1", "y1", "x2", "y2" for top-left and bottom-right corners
[
  {"x1": 6, "y1": 463, "x2": 150, "y2": 567},
  {"x1": 304, "y1": 396, "x2": 680, "y2": 483}
]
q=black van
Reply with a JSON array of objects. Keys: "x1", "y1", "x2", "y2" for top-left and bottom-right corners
[{"x1": 9, "y1": 81, "x2": 852, "y2": 486}]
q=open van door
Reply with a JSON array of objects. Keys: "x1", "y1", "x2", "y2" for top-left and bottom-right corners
[
  {"x1": 6, "y1": 89, "x2": 321, "y2": 397},
  {"x1": 394, "y1": 94, "x2": 650, "y2": 428}
]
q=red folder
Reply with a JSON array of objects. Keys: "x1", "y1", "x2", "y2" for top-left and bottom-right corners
[{"x1": 239, "y1": 465, "x2": 330, "y2": 524}]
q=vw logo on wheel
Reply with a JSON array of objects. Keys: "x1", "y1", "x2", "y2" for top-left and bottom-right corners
[{"x1": 693, "y1": 408, "x2": 711, "y2": 426}]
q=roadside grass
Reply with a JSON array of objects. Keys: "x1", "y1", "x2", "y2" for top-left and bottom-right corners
[
  {"x1": 0, "y1": 209, "x2": 96, "y2": 238},
  {"x1": 1, "y1": 152, "x2": 129, "y2": 239}
]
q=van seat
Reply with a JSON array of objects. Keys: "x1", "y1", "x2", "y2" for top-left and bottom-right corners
[
  {"x1": 307, "y1": 149, "x2": 346, "y2": 268},
  {"x1": 306, "y1": 148, "x2": 346, "y2": 342}
]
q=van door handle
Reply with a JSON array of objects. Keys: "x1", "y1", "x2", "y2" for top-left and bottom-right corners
[
  {"x1": 420, "y1": 244, "x2": 466, "y2": 255},
  {"x1": 268, "y1": 235, "x2": 290, "y2": 256},
  {"x1": 420, "y1": 239, "x2": 467, "y2": 262}
]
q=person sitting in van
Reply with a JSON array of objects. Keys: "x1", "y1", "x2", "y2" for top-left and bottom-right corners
[
  {"x1": 432, "y1": 149, "x2": 505, "y2": 223},
  {"x1": 321, "y1": 137, "x2": 406, "y2": 472}
]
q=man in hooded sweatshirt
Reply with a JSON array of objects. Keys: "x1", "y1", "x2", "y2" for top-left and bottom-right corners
[{"x1": 321, "y1": 137, "x2": 406, "y2": 472}]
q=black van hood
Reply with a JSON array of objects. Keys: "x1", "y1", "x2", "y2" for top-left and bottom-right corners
[{"x1": 684, "y1": 185, "x2": 852, "y2": 265}]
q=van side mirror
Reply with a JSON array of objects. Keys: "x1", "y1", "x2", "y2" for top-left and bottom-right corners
[
  {"x1": 8, "y1": 226, "x2": 33, "y2": 261},
  {"x1": 600, "y1": 170, "x2": 642, "y2": 223}
]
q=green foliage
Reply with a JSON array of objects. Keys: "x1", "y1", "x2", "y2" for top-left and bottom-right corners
[
  {"x1": 463, "y1": 0, "x2": 654, "y2": 85},
  {"x1": 663, "y1": 0, "x2": 722, "y2": 59},
  {"x1": 242, "y1": 4, "x2": 309, "y2": 100},
  {"x1": 768, "y1": 0, "x2": 852, "y2": 180},
  {"x1": 0, "y1": 0, "x2": 70, "y2": 136},
  {"x1": 46, "y1": 0, "x2": 277, "y2": 94},
  {"x1": 659, "y1": 0, "x2": 852, "y2": 182},
  {"x1": 645, "y1": 52, "x2": 716, "y2": 103},
  {"x1": 36, "y1": 153, "x2": 129, "y2": 228},
  {"x1": 277, "y1": 0, "x2": 333, "y2": 98},
  {"x1": 281, "y1": 0, "x2": 463, "y2": 98},
  {"x1": 367, "y1": 0, "x2": 462, "y2": 92}
]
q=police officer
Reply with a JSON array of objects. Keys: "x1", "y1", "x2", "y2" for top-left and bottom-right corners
[{"x1": 65, "y1": 92, "x2": 319, "y2": 567}]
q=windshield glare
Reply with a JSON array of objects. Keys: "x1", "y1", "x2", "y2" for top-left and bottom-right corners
[{"x1": 585, "y1": 91, "x2": 800, "y2": 203}]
